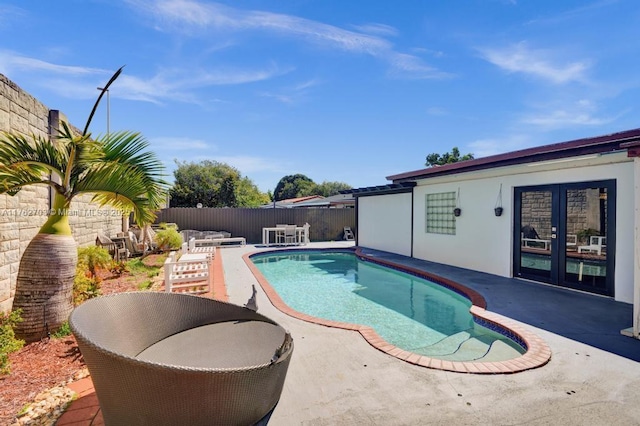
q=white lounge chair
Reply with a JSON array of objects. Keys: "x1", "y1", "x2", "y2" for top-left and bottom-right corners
[{"x1": 578, "y1": 236, "x2": 607, "y2": 255}]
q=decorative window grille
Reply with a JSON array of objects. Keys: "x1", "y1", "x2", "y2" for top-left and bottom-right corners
[{"x1": 425, "y1": 192, "x2": 456, "y2": 234}]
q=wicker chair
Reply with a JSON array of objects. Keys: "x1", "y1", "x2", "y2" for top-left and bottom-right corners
[{"x1": 69, "y1": 292, "x2": 293, "y2": 426}]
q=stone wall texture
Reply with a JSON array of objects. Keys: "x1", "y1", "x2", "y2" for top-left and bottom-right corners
[
  {"x1": 521, "y1": 188, "x2": 604, "y2": 241},
  {"x1": 0, "y1": 74, "x2": 123, "y2": 312}
]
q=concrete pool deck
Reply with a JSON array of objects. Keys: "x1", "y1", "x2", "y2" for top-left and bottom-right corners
[{"x1": 224, "y1": 242, "x2": 640, "y2": 425}]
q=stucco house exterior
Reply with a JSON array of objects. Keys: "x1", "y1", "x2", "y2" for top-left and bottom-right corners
[{"x1": 345, "y1": 128, "x2": 640, "y2": 339}]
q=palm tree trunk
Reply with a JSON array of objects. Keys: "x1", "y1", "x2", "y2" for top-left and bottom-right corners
[
  {"x1": 12, "y1": 194, "x2": 77, "y2": 342},
  {"x1": 12, "y1": 234, "x2": 77, "y2": 342}
]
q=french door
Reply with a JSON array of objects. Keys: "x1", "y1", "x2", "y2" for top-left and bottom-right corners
[{"x1": 514, "y1": 180, "x2": 616, "y2": 296}]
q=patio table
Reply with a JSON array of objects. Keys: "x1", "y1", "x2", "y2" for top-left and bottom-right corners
[{"x1": 262, "y1": 226, "x2": 308, "y2": 246}]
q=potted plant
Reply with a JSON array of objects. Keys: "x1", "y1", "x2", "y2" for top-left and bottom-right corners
[
  {"x1": 454, "y1": 188, "x2": 462, "y2": 217},
  {"x1": 494, "y1": 184, "x2": 503, "y2": 216}
]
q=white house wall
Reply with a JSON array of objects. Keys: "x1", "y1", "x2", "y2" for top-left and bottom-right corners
[
  {"x1": 358, "y1": 193, "x2": 412, "y2": 256},
  {"x1": 411, "y1": 154, "x2": 635, "y2": 304}
]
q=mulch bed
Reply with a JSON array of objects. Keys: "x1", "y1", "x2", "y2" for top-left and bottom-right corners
[{"x1": 0, "y1": 254, "x2": 166, "y2": 425}]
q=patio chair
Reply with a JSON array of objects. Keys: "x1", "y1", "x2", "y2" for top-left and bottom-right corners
[
  {"x1": 96, "y1": 232, "x2": 126, "y2": 262},
  {"x1": 283, "y1": 225, "x2": 297, "y2": 245},
  {"x1": 126, "y1": 231, "x2": 145, "y2": 256},
  {"x1": 274, "y1": 224, "x2": 288, "y2": 245},
  {"x1": 343, "y1": 227, "x2": 355, "y2": 241},
  {"x1": 69, "y1": 292, "x2": 294, "y2": 426}
]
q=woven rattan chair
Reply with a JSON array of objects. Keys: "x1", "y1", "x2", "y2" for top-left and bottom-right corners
[{"x1": 69, "y1": 292, "x2": 293, "y2": 426}]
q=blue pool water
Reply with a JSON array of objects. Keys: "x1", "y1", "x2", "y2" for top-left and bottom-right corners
[{"x1": 251, "y1": 251, "x2": 525, "y2": 361}]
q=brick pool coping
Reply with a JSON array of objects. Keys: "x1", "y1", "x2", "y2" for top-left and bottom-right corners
[{"x1": 243, "y1": 248, "x2": 551, "y2": 374}]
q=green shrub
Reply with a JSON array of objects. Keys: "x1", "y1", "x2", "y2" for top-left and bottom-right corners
[
  {"x1": 78, "y1": 245, "x2": 113, "y2": 279},
  {"x1": 51, "y1": 321, "x2": 72, "y2": 338},
  {"x1": 0, "y1": 309, "x2": 25, "y2": 375},
  {"x1": 577, "y1": 228, "x2": 600, "y2": 243},
  {"x1": 74, "y1": 265, "x2": 100, "y2": 306},
  {"x1": 73, "y1": 271, "x2": 101, "y2": 305},
  {"x1": 158, "y1": 222, "x2": 178, "y2": 230},
  {"x1": 154, "y1": 227, "x2": 182, "y2": 251}
]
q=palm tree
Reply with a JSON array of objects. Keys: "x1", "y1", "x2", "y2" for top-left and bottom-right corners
[{"x1": 0, "y1": 68, "x2": 167, "y2": 342}]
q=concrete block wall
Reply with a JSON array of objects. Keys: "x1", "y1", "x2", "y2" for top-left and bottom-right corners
[
  {"x1": 0, "y1": 74, "x2": 123, "y2": 312},
  {"x1": 522, "y1": 188, "x2": 602, "y2": 241}
]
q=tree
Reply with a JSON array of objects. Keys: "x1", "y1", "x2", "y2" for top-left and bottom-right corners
[
  {"x1": 273, "y1": 175, "x2": 352, "y2": 200},
  {"x1": 0, "y1": 67, "x2": 167, "y2": 342},
  {"x1": 236, "y1": 177, "x2": 270, "y2": 206},
  {"x1": 425, "y1": 147, "x2": 474, "y2": 167},
  {"x1": 170, "y1": 160, "x2": 268, "y2": 207},
  {"x1": 315, "y1": 181, "x2": 352, "y2": 197},
  {"x1": 273, "y1": 174, "x2": 316, "y2": 201}
]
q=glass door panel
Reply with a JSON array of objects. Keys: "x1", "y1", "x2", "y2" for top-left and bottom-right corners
[
  {"x1": 518, "y1": 190, "x2": 554, "y2": 283},
  {"x1": 564, "y1": 186, "x2": 608, "y2": 292},
  {"x1": 514, "y1": 180, "x2": 615, "y2": 296}
]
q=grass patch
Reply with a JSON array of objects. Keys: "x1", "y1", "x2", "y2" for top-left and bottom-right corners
[
  {"x1": 124, "y1": 254, "x2": 166, "y2": 291},
  {"x1": 137, "y1": 279, "x2": 154, "y2": 290},
  {"x1": 51, "y1": 322, "x2": 72, "y2": 339},
  {"x1": 126, "y1": 258, "x2": 158, "y2": 275}
]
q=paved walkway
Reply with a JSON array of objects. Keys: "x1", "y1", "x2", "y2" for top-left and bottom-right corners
[{"x1": 57, "y1": 243, "x2": 640, "y2": 425}]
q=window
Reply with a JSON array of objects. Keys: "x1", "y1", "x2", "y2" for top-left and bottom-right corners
[{"x1": 426, "y1": 192, "x2": 456, "y2": 235}]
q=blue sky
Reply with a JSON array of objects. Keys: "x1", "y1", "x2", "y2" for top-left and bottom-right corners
[{"x1": 1, "y1": 1, "x2": 639, "y2": 193}]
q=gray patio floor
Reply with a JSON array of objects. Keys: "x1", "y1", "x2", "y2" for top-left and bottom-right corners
[{"x1": 221, "y1": 242, "x2": 640, "y2": 425}]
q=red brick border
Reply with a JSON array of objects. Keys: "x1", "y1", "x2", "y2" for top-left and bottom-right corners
[{"x1": 243, "y1": 249, "x2": 551, "y2": 374}]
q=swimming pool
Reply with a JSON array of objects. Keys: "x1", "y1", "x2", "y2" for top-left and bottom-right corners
[{"x1": 247, "y1": 249, "x2": 550, "y2": 372}]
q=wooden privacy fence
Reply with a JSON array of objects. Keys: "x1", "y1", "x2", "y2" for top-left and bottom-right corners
[{"x1": 154, "y1": 208, "x2": 356, "y2": 244}]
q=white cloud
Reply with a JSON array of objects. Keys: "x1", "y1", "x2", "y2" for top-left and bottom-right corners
[
  {"x1": 467, "y1": 134, "x2": 533, "y2": 157},
  {"x1": 128, "y1": 0, "x2": 447, "y2": 79},
  {"x1": 520, "y1": 99, "x2": 615, "y2": 129},
  {"x1": 388, "y1": 53, "x2": 453, "y2": 79},
  {"x1": 521, "y1": 110, "x2": 611, "y2": 129},
  {"x1": 525, "y1": 0, "x2": 618, "y2": 26},
  {"x1": 480, "y1": 42, "x2": 589, "y2": 84},
  {"x1": 0, "y1": 5, "x2": 26, "y2": 29},
  {"x1": 0, "y1": 50, "x2": 285, "y2": 104},
  {"x1": 0, "y1": 50, "x2": 103, "y2": 76},
  {"x1": 259, "y1": 79, "x2": 320, "y2": 104},
  {"x1": 115, "y1": 66, "x2": 287, "y2": 104},
  {"x1": 351, "y1": 23, "x2": 399, "y2": 37}
]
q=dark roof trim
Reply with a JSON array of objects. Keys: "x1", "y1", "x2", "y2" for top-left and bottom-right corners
[
  {"x1": 341, "y1": 182, "x2": 416, "y2": 197},
  {"x1": 620, "y1": 139, "x2": 640, "y2": 158},
  {"x1": 387, "y1": 128, "x2": 640, "y2": 183}
]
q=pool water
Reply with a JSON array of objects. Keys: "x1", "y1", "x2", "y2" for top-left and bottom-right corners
[
  {"x1": 522, "y1": 253, "x2": 606, "y2": 276},
  {"x1": 251, "y1": 251, "x2": 525, "y2": 361}
]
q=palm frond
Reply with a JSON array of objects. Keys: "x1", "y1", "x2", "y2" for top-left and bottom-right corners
[
  {"x1": 101, "y1": 131, "x2": 166, "y2": 180},
  {"x1": 74, "y1": 155, "x2": 167, "y2": 226},
  {"x1": 84, "y1": 66, "x2": 124, "y2": 136},
  {"x1": 0, "y1": 131, "x2": 67, "y2": 195},
  {"x1": 55, "y1": 122, "x2": 105, "y2": 191}
]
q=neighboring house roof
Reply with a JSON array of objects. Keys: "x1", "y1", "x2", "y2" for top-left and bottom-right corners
[
  {"x1": 291, "y1": 193, "x2": 355, "y2": 208},
  {"x1": 387, "y1": 128, "x2": 640, "y2": 183},
  {"x1": 340, "y1": 183, "x2": 416, "y2": 197},
  {"x1": 259, "y1": 195, "x2": 325, "y2": 209},
  {"x1": 280, "y1": 195, "x2": 324, "y2": 203}
]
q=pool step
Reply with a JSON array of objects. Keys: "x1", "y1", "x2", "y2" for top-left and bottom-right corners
[
  {"x1": 478, "y1": 339, "x2": 523, "y2": 362},
  {"x1": 415, "y1": 330, "x2": 523, "y2": 362},
  {"x1": 413, "y1": 331, "x2": 471, "y2": 356},
  {"x1": 436, "y1": 335, "x2": 492, "y2": 361}
]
